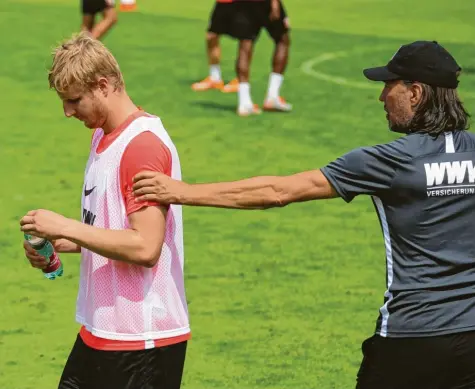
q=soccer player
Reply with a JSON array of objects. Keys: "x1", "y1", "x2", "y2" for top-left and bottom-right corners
[
  {"x1": 192, "y1": 0, "x2": 292, "y2": 116},
  {"x1": 81, "y1": 0, "x2": 118, "y2": 40},
  {"x1": 132, "y1": 41, "x2": 475, "y2": 388},
  {"x1": 21, "y1": 32, "x2": 189, "y2": 389},
  {"x1": 191, "y1": 0, "x2": 240, "y2": 93}
]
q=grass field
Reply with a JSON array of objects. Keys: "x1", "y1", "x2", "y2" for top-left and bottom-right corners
[{"x1": 0, "y1": 0, "x2": 474, "y2": 388}]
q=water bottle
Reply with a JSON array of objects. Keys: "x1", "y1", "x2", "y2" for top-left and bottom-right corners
[{"x1": 24, "y1": 234, "x2": 64, "y2": 280}]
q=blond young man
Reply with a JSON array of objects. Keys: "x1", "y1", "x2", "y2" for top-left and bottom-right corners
[{"x1": 20, "y1": 32, "x2": 190, "y2": 389}]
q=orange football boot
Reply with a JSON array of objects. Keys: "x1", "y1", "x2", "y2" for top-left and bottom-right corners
[
  {"x1": 237, "y1": 104, "x2": 262, "y2": 117},
  {"x1": 263, "y1": 96, "x2": 293, "y2": 112},
  {"x1": 191, "y1": 76, "x2": 224, "y2": 91},
  {"x1": 222, "y1": 78, "x2": 239, "y2": 93},
  {"x1": 119, "y1": 2, "x2": 136, "y2": 12}
]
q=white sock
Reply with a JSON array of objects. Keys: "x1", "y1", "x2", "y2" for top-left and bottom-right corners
[
  {"x1": 209, "y1": 65, "x2": 222, "y2": 82},
  {"x1": 238, "y1": 83, "x2": 253, "y2": 107},
  {"x1": 267, "y1": 72, "x2": 284, "y2": 100}
]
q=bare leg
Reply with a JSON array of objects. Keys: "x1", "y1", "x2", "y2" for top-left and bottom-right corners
[
  {"x1": 271, "y1": 32, "x2": 290, "y2": 74},
  {"x1": 90, "y1": 7, "x2": 118, "y2": 40},
  {"x1": 236, "y1": 40, "x2": 260, "y2": 115},
  {"x1": 236, "y1": 39, "x2": 254, "y2": 82},
  {"x1": 191, "y1": 32, "x2": 224, "y2": 90},
  {"x1": 81, "y1": 14, "x2": 95, "y2": 32},
  {"x1": 264, "y1": 32, "x2": 292, "y2": 111},
  {"x1": 207, "y1": 32, "x2": 221, "y2": 66}
]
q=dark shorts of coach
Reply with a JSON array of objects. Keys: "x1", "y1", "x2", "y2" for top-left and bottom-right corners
[
  {"x1": 81, "y1": 0, "x2": 113, "y2": 15},
  {"x1": 356, "y1": 332, "x2": 475, "y2": 389},
  {"x1": 207, "y1": 1, "x2": 289, "y2": 43},
  {"x1": 58, "y1": 334, "x2": 188, "y2": 389}
]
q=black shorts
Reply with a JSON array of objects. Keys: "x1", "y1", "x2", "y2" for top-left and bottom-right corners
[
  {"x1": 81, "y1": 0, "x2": 113, "y2": 15},
  {"x1": 356, "y1": 332, "x2": 475, "y2": 389},
  {"x1": 207, "y1": 0, "x2": 289, "y2": 43},
  {"x1": 58, "y1": 335, "x2": 187, "y2": 389}
]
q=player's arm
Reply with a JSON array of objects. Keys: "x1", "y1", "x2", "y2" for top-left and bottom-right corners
[
  {"x1": 133, "y1": 169, "x2": 339, "y2": 210},
  {"x1": 20, "y1": 132, "x2": 171, "y2": 268},
  {"x1": 133, "y1": 144, "x2": 400, "y2": 209},
  {"x1": 20, "y1": 203, "x2": 167, "y2": 268},
  {"x1": 61, "y1": 132, "x2": 170, "y2": 267},
  {"x1": 21, "y1": 206, "x2": 166, "y2": 268},
  {"x1": 53, "y1": 239, "x2": 81, "y2": 253},
  {"x1": 58, "y1": 206, "x2": 166, "y2": 267}
]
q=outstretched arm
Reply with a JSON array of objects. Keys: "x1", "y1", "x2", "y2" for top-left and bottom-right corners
[{"x1": 133, "y1": 170, "x2": 339, "y2": 210}]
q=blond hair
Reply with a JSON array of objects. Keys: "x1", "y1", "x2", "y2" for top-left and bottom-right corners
[{"x1": 48, "y1": 32, "x2": 124, "y2": 94}]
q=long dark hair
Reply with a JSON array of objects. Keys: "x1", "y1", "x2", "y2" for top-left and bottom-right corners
[{"x1": 407, "y1": 82, "x2": 470, "y2": 136}]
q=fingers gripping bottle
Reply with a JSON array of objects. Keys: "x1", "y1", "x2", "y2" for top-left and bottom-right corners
[{"x1": 24, "y1": 234, "x2": 64, "y2": 280}]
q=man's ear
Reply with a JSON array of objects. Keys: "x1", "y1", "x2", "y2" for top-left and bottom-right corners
[
  {"x1": 410, "y1": 82, "x2": 423, "y2": 106},
  {"x1": 97, "y1": 77, "x2": 109, "y2": 97}
]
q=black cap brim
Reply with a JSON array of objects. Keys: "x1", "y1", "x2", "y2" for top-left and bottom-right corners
[{"x1": 363, "y1": 66, "x2": 401, "y2": 82}]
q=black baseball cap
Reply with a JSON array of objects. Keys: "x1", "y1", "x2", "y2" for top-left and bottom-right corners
[{"x1": 363, "y1": 41, "x2": 461, "y2": 88}]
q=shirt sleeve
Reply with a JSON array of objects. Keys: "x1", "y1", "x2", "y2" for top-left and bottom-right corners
[
  {"x1": 119, "y1": 131, "x2": 172, "y2": 215},
  {"x1": 321, "y1": 145, "x2": 400, "y2": 203}
]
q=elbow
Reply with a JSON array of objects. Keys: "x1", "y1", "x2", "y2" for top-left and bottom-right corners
[
  {"x1": 141, "y1": 258, "x2": 158, "y2": 268},
  {"x1": 265, "y1": 178, "x2": 293, "y2": 209},
  {"x1": 263, "y1": 199, "x2": 286, "y2": 209},
  {"x1": 256, "y1": 193, "x2": 289, "y2": 210},
  {"x1": 136, "y1": 246, "x2": 162, "y2": 268},
  {"x1": 270, "y1": 190, "x2": 291, "y2": 209}
]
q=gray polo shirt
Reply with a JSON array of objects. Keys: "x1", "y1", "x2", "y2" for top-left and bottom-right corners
[{"x1": 321, "y1": 130, "x2": 475, "y2": 337}]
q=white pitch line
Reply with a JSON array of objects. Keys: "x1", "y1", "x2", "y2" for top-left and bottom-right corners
[
  {"x1": 301, "y1": 50, "x2": 380, "y2": 90},
  {"x1": 300, "y1": 48, "x2": 475, "y2": 99}
]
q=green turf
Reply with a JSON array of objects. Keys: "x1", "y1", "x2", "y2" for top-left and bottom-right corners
[{"x1": 0, "y1": 0, "x2": 474, "y2": 388}]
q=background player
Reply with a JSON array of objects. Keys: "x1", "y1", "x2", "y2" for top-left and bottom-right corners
[
  {"x1": 192, "y1": 0, "x2": 292, "y2": 116},
  {"x1": 81, "y1": 0, "x2": 118, "y2": 40},
  {"x1": 191, "y1": 0, "x2": 240, "y2": 93}
]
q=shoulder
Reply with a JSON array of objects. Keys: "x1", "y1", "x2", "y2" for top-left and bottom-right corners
[
  {"x1": 362, "y1": 134, "x2": 418, "y2": 162},
  {"x1": 122, "y1": 131, "x2": 171, "y2": 171},
  {"x1": 132, "y1": 115, "x2": 176, "y2": 148},
  {"x1": 326, "y1": 136, "x2": 415, "y2": 172},
  {"x1": 128, "y1": 131, "x2": 169, "y2": 150}
]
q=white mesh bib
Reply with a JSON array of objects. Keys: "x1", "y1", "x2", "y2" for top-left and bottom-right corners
[{"x1": 77, "y1": 116, "x2": 189, "y2": 341}]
